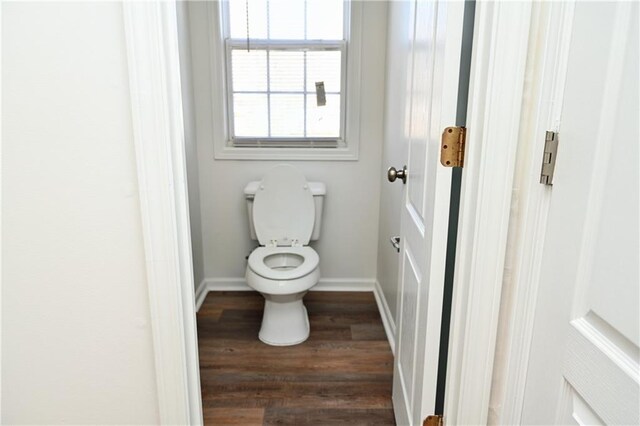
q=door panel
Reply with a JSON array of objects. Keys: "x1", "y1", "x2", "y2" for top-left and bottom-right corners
[
  {"x1": 399, "y1": 249, "x2": 421, "y2": 400},
  {"x1": 406, "y1": 2, "x2": 434, "y2": 219},
  {"x1": 391, "y1": 1, "x2": 465, "y2": 424},
  {"x1": 521, "y1": 2, "x2": 639, "y2": 424},
  {"x1": 376, "y1": 0, "x2": 415, "y2": 322}
]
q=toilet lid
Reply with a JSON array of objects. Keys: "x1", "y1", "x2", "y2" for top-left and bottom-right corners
[{"x1": 253, "y1": 165, "x2": 315, "y2": 246}]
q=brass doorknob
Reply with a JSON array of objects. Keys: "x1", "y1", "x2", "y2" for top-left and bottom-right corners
[{"x1": 387, "y1": 165, "x2": 407, "y2": 184}]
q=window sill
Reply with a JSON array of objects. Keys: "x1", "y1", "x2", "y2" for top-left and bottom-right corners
[{"x1": 213, "y1": 144, "x2": 359, "y2": 161}]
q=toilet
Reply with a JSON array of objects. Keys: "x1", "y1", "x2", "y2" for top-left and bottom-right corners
[{"x1": 244, "y1": 165, "x2": 326, "y2": 346}]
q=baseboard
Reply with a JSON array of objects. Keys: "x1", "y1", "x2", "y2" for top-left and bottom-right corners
[
  {"x1": 373, "y1": 280, "x2": 396, "y2": 355},
  {"x1": 195, "y1": 277, "x2": 375, "y2": 310},
  {"x1": 194, "y1": 279, "x2": 209, "y2": 311},
  {"x1": 195, "y1": 277, "x2": 396, "y2": 355},
  {"x1": 203, "y1": 278, "x2": 251, "y2": 291},
  {"x1": 313, "y1": 278, "x2": 376, "y2": 292}
]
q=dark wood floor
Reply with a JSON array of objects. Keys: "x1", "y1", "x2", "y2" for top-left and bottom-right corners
[{"x1": 197, "y1": 291, "x2": 395, "y2": 425}]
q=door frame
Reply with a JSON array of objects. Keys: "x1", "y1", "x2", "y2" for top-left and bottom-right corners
[
  {"x1": 123, "y1": 1, "x2": 538, "y2": 424},
  {"x1": 122, "y1": 2, "x2": 203, "y2": 424},
  {"x1": 483, "y1": 2, "x2": 577, "y2": 424},
  {"x1": 487, "y1": 1, "x2": 638, "y2": 424},
  {"x1": 443, "y1": 2, "x2": 534, "y2": 424}
]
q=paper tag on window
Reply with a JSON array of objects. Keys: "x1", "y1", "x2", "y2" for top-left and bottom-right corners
[{"x1": 315, "y1": 81, "x2": 326, "y2": 107}]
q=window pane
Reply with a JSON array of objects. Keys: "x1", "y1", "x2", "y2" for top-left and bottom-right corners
[
  {"x1": 229, "y1": 0, "x2": 343, "y2": 41},
  {"x1": 231, "y1": 50, "x2": 267, "y2": 91},
  {"x1": 269, "y1": 51, "x2": 304, "y2": 92},
  {"x1": 234, "y1": 94, "x2": 269, "y2": 137},
  {"x1": 306, "y1": 50, "x2": 342, "y2": 92},
  {"x1": 268, "y1": 0, "x2": 305, "y2": 40},
  {"x1": 307, "y1": 0, "x2": 343, "y2": 40},
  {"x1": 229, "y1": 0, "x2": 268, "y2": 39},
  {"x1": 227, "y1": 1, "x2": 346, "y2": 143},
  {"x1": 306, "y1": 94, "x2": 340, "y2": 137},
  {"x1": 270, "y1": 95, "x2": 304, "y2": 137}
]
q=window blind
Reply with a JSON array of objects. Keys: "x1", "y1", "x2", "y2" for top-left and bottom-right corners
[{"x1": 225, "y1": 0, "x2": 346, "y2": 143}]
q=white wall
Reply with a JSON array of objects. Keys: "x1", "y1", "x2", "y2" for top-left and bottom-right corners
[
  {"x1": 185, "y1": 1, "x2": 388, "y2": 286},
  {"x1": 2, "y1": 2, "x2": 160, "y2": 424},
  {"x1": 177, "y1": 2, "x2": 205, "y2": 288}
]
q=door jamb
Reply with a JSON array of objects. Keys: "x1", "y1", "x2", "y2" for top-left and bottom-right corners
[
  {"x1": 488, "y1": 2, "x2": 576, "y2": 424},
  {"x1": 443, "y1": 2, "x2": 533, "y2": 424},
  {"x1": 123, "y1": 2, "x2": 203, "y2": 424}
]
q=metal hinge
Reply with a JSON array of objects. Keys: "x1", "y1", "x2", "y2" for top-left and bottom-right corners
[
  {"x1": 440, "y1": 126, "x2": 466, "y2": 167},
  {"x1": 423, "y1": 414, "x2": 444, "y2": 426},
  {"x1": 540, "y1": 131, "x2": 559, "y2": 185}
]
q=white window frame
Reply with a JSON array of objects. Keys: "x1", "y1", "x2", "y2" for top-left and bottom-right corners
[
  {"x1": 208, "y1": 0, "x2": 363, "y2": 161},
  {"x1": 225, "y1": 40, "x2": 347, "y2": 147}
]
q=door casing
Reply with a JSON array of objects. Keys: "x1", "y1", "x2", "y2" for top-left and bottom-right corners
[
  {"x1": 124, "y1": 1, "x2": 549, "y2": 424},
  {"x1": 444, "y1": 2, "x2": 536, "y2": 425}
]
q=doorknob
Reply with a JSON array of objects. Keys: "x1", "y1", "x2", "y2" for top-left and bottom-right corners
[{"x1": 387, "y1": 165, "x2": 408, "y2": 184}]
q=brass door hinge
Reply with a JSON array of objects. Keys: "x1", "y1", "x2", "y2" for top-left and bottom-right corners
[
  {"x1": 423, "y1": 414, "x2": 444, "y2": 426},
  {"x1": 539, "y1": 130, "x2": 558, "y2": 185},
  {"x1": 441, "y1": 126, "x2": 466, "y2": 167}
]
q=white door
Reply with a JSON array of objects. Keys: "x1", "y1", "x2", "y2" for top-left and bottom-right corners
[
  {"x1": 389, "y1": 1, "x2": 465, "y2": 424},
  {"x1": 521, "y1": 2, "x2": 639, "y2": 424}
]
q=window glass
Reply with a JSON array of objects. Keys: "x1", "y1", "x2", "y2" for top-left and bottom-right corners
[
  {"x1": 226, "y1": 0, "x2": 345, "y2": 142},
  {"x1": 228, "y1": 0, "x2": 343, "y2": 41},
  {"x1": 306, "y1": 50, "x2": 341, "y2": 92},
  {"x1": 270, "y1": 94, "x2": 305, "y2": 137},
  {"x1": 231, "y1": 50, "x2": 267, "y2": 91},
  {"x1": 268, "y1": 0, "x2": 305, "y2": 40},
  {"x1": 306, "y1": 94, "x2": 340, "y2": 137},
  {"x1": 306, "y1": 0, "x2": 344, "y2": 40},
  {"x1": 269, "y1": 51, "x2": 305, "y2": 92},
  {"x1": 233, "y1": 94, "x2": 269, "y2": 137},
  {"x1": 229, "y1": 0, "x2": 268, "y2": 39}
]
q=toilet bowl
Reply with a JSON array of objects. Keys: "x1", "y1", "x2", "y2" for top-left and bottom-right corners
[
  {"x1": 246, "y1": 247, "x2": 320, "y2": 345},
  {"x1": 244, "y1": 165, "x2": 324, "y2": 346}
]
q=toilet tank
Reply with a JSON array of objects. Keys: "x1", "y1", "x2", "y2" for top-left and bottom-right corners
[{"x1": 244, "y1": 181, "x2": 326, "y2": 242}]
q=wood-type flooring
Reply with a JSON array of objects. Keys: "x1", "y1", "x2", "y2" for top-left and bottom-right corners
[{"x1": 197, "y1": 291, "x2": 395, "y2": 425}]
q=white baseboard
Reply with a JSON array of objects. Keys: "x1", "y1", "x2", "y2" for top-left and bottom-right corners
[
  {"x1": 313, "y1": 278, "x2": 375, "y2": 292},
  {"x1": 195, "y1": 277, "x2": 396, "y2": 355},
  {"x1": 195, "y1": 277, "x2": 375, "y2": 309},
  {"x1": 373, "y1": 280, "x2": 396, "y2": 355},
  {"x1": 194, "y1": 279, "x2": 211, "y2": 311},
  {"x1": 195, "y1": 278, "x2": 250, "y2": 310},
  {"x1": 196, "y1": 278, "x2": 382, "y2": 306},
  {"x1": 203, "y1": 278, "x2": 251, "y2": 291}
]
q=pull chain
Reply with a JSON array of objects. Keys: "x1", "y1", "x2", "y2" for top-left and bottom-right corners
[{"x1": 245, "y1": 0, "x2": 250, "y2": 51}]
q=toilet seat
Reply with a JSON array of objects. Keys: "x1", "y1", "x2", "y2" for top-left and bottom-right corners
[
  {"x1": 248, "y1": 246, "x2": 319, "y2": 281},
  {"x1": 253, "y1": 165, "x2": 315, "y2": 247}
]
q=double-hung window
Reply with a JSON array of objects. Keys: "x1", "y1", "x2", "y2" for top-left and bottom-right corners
[{"x1": 222, "y1": 0, "x2": 349, "y2": 148}]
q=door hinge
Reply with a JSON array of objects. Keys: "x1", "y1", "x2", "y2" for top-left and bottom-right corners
[
  {"x1": 423, "y1": 414, "x2": 444, "y2": 426},
  {"x1": 540, "y1": 131, "x2": 559, "y2": 185},
  {"x1": 441, "y1": 126, "x2": 466, "y2": 168}
]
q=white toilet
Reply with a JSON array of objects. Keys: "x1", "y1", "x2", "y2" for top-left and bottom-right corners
[{"x1": 244, "y1": 165, "x2": 326, "y2": 346}]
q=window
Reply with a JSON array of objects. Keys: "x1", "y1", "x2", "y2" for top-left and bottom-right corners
[{"x1": 222, "y1": 0, "x2": 348, "y2": 148}]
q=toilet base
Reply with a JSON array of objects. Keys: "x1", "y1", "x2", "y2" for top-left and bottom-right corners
[{"x1": 258, "y1": 292, "x2": 310, "y2": 346}]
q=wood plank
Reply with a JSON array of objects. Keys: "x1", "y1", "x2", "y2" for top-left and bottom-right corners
[
  {"x1": 351, "y1": 323, "x2": 389, "y2": 341},
  {"x1": 204, "y1": 407, "x2": 264, "y2": 425},
  {"x1": 264, "y1": 408, "x2": 396, "y2": 425},
  {"x1": 202, "y1": 381, "x2": 392, "y2": 409},
  {"x1": 197, "y1": 291, "x2": 395, "y2": 425}
]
